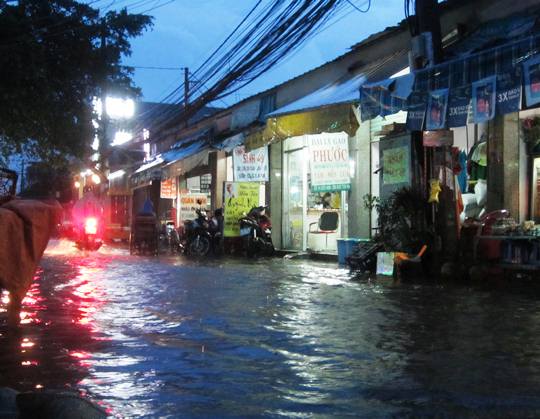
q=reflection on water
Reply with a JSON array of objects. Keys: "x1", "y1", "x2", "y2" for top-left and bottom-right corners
[{"x1": 1, "y1": 243, "x2": 540, "y2": 417}]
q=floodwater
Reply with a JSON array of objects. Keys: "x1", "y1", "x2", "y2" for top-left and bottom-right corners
[{"x1": 1, "y1": 240, "x2": 540, "y2": 418}]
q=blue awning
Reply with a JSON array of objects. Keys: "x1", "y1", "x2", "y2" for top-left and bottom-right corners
[
  {"x1": 212, "y1": 133, "x2": 245, "y2": 152},
  {"x1": 269, "y1": 74, "x2": 366, "y2": 118},
  {"x1": 161, "y1": 140, "x2": 209, "y2": 163}
]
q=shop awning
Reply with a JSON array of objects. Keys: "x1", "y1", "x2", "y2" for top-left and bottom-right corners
[
  {"x1": 268, "y1": 73, "x2": 367, "y2": 117},
  {"x1": 212, "y1": 133, "x2": 245, "y2": 152},
  {"x1": 245, "y1": 103, "x2": 359, "y2": 151},
  {"x1": 132, "y1": 128, "x2": 212, "y2": 180}
]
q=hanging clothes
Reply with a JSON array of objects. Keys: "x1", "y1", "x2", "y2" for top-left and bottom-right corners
[{"x1": 467, "y1": 141, "x2": 487, "y2": 192}]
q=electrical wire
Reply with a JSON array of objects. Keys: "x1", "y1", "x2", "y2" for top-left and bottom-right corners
[{"x1": 345, "y1": 0, "x2": 371, "y2": 13}]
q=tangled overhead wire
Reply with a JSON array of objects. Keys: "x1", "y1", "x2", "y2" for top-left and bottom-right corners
[{"x1": 139, "y1": 0, "x2": 372, "y2": 137}]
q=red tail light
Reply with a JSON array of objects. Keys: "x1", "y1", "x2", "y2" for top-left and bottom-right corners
[
  {"x1": 260, "y1": 219, "x2": 271, "y2": 229},
  {"x1": 84, "y1": 217, "x2": 98, "y2": 235}
]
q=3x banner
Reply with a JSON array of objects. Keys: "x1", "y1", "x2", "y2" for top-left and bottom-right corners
[{"x1": 360, "y1": 53, "x2": 540, "y2": 130}]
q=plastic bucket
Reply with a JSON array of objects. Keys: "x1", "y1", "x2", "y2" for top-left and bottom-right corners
[{"x1": 337, "y1": 238, "x2": 367, "y2": 264}]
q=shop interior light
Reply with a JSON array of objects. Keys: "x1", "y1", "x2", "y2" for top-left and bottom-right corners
[
  {"x1": 112, "y1": 130, "x2": 133, "y2": 146},
  {"x1": 105, "y1": 97, "x2": 135, "y2": 119},
  {"x1": 74, "y1": 181, "x2": 81, "y2": 188},
  {"x1": 108, "y1": 170, "x2": 126, "y2": 180},
  {"x1": 91, "y1": 136, "x2": 100, "y2": 151},
  {"x1": 91, "y1": 174, "x2": 101, "y2": 184}
]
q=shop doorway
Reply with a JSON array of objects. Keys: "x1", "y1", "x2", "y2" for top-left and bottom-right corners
[
  {"x1": 533, "y1": 157, "x2": 540, "y2": 222},
  {"x1": 282, "y1": 136, "x2": 346, "y2": 252}
]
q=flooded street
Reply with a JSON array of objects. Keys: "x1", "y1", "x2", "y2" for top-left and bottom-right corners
[{"x1": 1, "y1": 241, "x2": 540, "y2": 418}]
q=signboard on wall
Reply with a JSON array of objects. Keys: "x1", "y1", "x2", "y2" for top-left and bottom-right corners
[
  {"x1": 380, "y1": 135, "x2": 412, "y2": 200},
  {"x1": 306, "y1": 132, "x2": 351, "y2": 192},
  {"x1": 233, "y1": 145, "x2": 269, "y2": 182},
  {"x1": 178, "y1": 193, "x2": 208, "y2": 221},
  {"x1": 223, "y1": 182, "x2": 260, "y2": 237},
  {"x1": 160, "y1": 177, "x2": 177, "y2": 199}
]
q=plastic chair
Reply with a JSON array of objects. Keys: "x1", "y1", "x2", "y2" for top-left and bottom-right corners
[{"x1": 308, "y1": 211, "x2": 339, "y2": 248}]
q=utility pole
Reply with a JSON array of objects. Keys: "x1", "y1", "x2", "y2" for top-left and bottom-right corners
[
  {"x1": 184, "y1": 67, "x2": 189, "y2": 128},
  {"x1": 413, "y1": 0, "x2": 443, "y2": 68},
  {"x1": 413, "y1": 0, "x2": 459, "y2": 268}
]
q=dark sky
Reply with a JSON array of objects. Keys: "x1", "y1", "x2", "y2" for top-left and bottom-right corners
[{"x1": 93, "y1": 0, "x2": 406, "y2": 105}]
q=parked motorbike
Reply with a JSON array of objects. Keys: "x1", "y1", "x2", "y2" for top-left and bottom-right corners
[
  {"x1": 181, "y1": 208, "x2": 224, "y2": 257},
  {"x1": 160, "y1": 221, "x2": 182, "y2": 253},
  {"x1": 239, "y1": 206, "x2": 274, "y2": 257},
  {"x1": 182, "y1": 209, "x2": 212, "y2": 257},
  {"x1": 75, "y1": 216, "x2": 103, "y2": 251}
]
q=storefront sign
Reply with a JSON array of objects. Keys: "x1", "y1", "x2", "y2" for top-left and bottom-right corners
[
  {"x1": 405, "y1": 91, "x2": 427, "y2": 131},
  {"x1": 426, "y1": 89, "x2": 448, "y2": 130},
  {"x1": 382, "y1": 145, "x2": 410, "y2": 185},
  {"x1": 223, "y1": 182, "x2": 260, "y2": 237},
  {"x1": 423, "y1": 130, "x2": 454, "y2": 147},
  {"x1": 178, "y1": 193, "x2": 208, "y2": 221},
  {"x1": 233, "y1": 145, "x2": 269, "y2": 182},
  {"x1": 447, "y1": 86, "x2": 471, "y2": 128},
  {"x1": 523, "y1": 54, "x2": 540, "y2": 107},
  {"x1": 160, "y1": 177, "x2": 177, "y2": 199},
  {"x1": 306, "y1": 132, "x2": 351, "y2": 192},
  {"x1": 472, "y1": 76, "x2": 496, "y2": 123}
]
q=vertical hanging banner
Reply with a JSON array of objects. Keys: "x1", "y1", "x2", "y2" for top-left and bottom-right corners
[
  {"x1": 406, "y1": 91, "x2": 427, "y2": 131},
  {"x1": 496, "y1": 67, "x2": 522, "y2": 115},
  {"x1": 306, "y1": 132, "x2": 351, "y2": 192},
  {"x1": 223, "y1": 182, "x2": 260, "y2": 237},
  {"x1": 523, "y1": 54, "x2": 540, "y2": 107},
  {"x1": 160, "y1": 177, "x2": 177, "y2": 199},
  {"x1": 447, "y1": 86, "x2": 471, "y2": 128},
  {"x1": 472, "y1": 76, "x2": 496, "y2": 123},
  {"x1": 426, "y1": 89, "x2": 449, "y2": 130},
  {"x1": 233, "y1": 145, "x2": 269, "y2": 182}
]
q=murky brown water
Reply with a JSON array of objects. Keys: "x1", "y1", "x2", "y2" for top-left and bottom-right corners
[{"x1": 1, "y1": 239, "x2": 540, "y2": 418}]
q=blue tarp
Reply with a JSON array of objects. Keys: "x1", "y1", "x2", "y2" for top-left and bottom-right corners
[
  {"x1": 161, "y1": 140, "x2": 209, "y2": 163},
  {"x1": 268, "y1": 73, "x2": 367, "y2": 117}
]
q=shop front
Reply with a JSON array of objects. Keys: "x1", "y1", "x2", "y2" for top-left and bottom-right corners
[
  {"x1": 359, "y1": 12, "x2": 540, "y2": 272},
  {"x1": 282, "y1": 133, "x2": 350, "y2": 252}
]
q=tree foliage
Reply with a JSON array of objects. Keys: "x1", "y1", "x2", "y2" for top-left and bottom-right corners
[{"x1": 0, "y1": 0, "x2": 152, "y2": 164}]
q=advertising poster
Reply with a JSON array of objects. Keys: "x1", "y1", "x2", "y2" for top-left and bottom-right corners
[
  {"x1": 472, "y1": 76, "x2": 496, "y2": 123},
  {"x1": 496, "y1": 67, "x2": 522, "y2": 115},
  {"x1": 160, "y1": 177, "x2": 177, "y2": 199},
  {"x1": 233, "y1": 145, "x2": 269, "y2": 182},
  {"x1": 223, "y1": 182, "x2": 260, "y2": 237},
  {"x1": 178, "y1": 193, "x2": 208, "y2": 222},
  {"x1": 426, "y1": 89, "x2": 449, "y2": 130},
  {"x1": 447, "y1": 86, "x2": 471, "y2": 128},
  {"x1": 523, "y1": 54, "x2": 540, "y2": 107},
  {"x1": 382, "y1": 145, "x2": 410, "y2": 185},
  {"x1": 405, "y1": 91, "x2": 427, "y2": 131},
  {"x1": 306, "y1": 132, "x2": 351, "y2": 192}
]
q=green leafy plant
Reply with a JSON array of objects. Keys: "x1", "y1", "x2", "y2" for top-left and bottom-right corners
[{"x1": 372, "y1": 187, "x2": 432, "y2": 253}]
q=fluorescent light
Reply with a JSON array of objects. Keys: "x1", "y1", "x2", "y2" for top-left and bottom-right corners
[
  {"x1": 105, "y1": 97, "x2": 135, "y2": 119},
  {"x1": 108, "y1": 170, "x2": 126, "y2": 180},
  {"x1": 111, "y1": 130, "x2": 133, "y2": 146}
]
